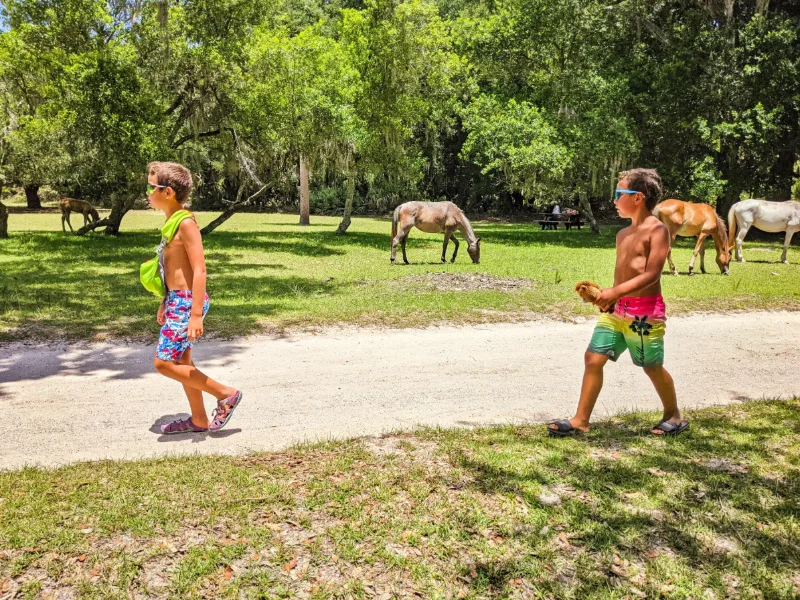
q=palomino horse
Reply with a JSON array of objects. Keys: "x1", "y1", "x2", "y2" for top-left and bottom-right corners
[
  {"x1": 728, "y1": 199, "x2": 800, "y2": 263},
  {"x1": 60, "y1": 198, "x2": 100, "y2": 233},
  {"x1": 391, "y1": 201, "x2": 481, "y2": 264},
  {"x1": 653, "y1": 199, "x2": 730, "y2": 275}
]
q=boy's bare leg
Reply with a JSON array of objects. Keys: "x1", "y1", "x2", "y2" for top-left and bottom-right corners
[
  {"x1": 175, "y1": 349, "x2": 210, "y2": 429},
  {"x1": 549, "y1": 351, "x2": 608, "y2": 433},
  {"x1": 154, "y1": 354, "x2": 237, "y2": 402},
  {"x1": 642, "y1": 365, "x2": 682, "y2": 434}
]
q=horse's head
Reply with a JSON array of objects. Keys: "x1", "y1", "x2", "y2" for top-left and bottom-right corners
[
  {"x1": 468, "y1": 238, "x2": 481, "y2": 264},
  {"x1": 717, "y1": 249, "x2": 731, "y2": 275}
]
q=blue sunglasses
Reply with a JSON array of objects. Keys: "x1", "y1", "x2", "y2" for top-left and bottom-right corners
[{"x1": 614, "y1": 189, "x2": 640, "y2": 201}]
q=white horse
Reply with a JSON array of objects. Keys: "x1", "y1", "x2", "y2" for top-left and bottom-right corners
[{"x1": 727, "y1": 199, "x2": 800, "y2": 263}]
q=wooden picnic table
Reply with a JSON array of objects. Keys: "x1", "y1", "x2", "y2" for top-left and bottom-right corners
[{"x1": 531, "y1": 212, "x2": 584, "y2": 230}]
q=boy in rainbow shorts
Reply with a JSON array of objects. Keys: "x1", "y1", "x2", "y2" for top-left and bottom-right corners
[{"x1": 548, "y1": 168, "x2": 689, "y2": 437}]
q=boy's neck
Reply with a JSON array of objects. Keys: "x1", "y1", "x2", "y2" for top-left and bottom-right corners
[
  {"x1": 628, "y1": 206, "x2": 652, "y2": 227},
  {"x1": 162, "y1": 203, "x2": 183, "y2": 220}
]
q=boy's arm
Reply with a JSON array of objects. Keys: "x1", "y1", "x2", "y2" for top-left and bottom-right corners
[
  {"x1": 181, "y1": 219, "x2": 207, "y2": 340},
  {"x1": 596, "y1": 225, "x2": 670, "y2": 309}
]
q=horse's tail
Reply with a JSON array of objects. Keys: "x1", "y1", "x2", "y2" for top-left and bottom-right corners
[
  {"x1": 727, "y1": 203, "x2": 738, "y2": 253},
  {"x1": 391, "y1": 205, "x2": 400, "y2": 242}
]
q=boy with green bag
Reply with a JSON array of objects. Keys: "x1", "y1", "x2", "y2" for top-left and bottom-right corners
[{"x1": 142, "y1": 162, "x2": 242, "y2": 434}]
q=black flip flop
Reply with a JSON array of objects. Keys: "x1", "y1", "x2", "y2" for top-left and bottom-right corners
[
  {"x1": 547, "y1": 419, "x2": 582, "y2": 438},
  {"x1": 650, "y1": 420, "x2": 690, "y2": 437}
]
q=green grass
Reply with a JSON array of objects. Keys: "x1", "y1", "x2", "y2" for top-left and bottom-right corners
[
  {"x1": 1, "y1": 211, "x2": 799, "y2": 342},
  {"x1": 1, "y1": 399, "x2": 798, "y2": 598}
]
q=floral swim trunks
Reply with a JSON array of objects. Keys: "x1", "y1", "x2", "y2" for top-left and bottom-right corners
[
  {"x1": 156, "y1": 290, "x2": 210, "y2": 362},
  {"x1": 587, "y1": 295, "x2": 666, "y2": 367}
]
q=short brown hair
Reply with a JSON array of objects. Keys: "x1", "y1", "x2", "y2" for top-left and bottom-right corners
[
  {"x1": 148, "y1": 161, "x2": 193, "y2": 204},
  {"x1": 619, "y1": 168, "x2": 662, "y2": 211}
]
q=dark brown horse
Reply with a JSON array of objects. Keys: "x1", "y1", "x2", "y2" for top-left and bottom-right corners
[
  {"x1": 60, "y1": 198, "x2": 100, "y2": 233},
  {"x1": 391, "y1": 201, "x2": 481, "y2": 264}
]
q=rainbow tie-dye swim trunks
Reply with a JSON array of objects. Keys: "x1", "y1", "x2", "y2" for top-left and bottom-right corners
[{"x1": 587, "y1": 295, "x2": 666, "y2": 367}]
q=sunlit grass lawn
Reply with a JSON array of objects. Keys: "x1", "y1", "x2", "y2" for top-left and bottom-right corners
[
  {"x1": 1, "y1": 399, "x2": 798, "y2": 598},
  {"x1": 1, "y1": 211, "x2": 799, "y2": 342}
]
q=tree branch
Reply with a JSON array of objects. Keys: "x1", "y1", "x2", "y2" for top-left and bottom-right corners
[
  {"x1": 75, "y1": 217, "x2": 110, "y2": 236},
  {"x1": 200, "y1": 184, "x2": 269, "y2": 236},
  {"x1": 171, "y1": 129, "x2": 222, "y2": 149}
]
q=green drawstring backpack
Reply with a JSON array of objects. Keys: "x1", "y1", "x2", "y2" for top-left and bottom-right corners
[{"x1": 139, "y1": 209, "x2": 195, "y2": 298}]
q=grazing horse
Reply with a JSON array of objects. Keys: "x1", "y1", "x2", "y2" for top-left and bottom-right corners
[
  {"x1": 728, "y1": 199, "x2": 800, "y2": 263},
  {"x1": 60, "y1": 198, "x2": 100, "y2": 233},
  {"x1": 653, "y1": 199, "x2": 730, "y2": 275},
  {"x1": 391, "y1": 201, "x2": 481, "y2": 264}
]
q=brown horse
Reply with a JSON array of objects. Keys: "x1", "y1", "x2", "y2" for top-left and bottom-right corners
[
  {"x1": 653, "y1": 199, "x2": 730, "y2": 275},
  {"x1": 391, "y1": 201, "x2": 481, "y2": 264},
  {"x1": 60, "y1": 198, "x2": 100, "y2": 233}
]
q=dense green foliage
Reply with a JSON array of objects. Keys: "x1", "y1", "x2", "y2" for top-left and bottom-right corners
[{"x1": 0, "y1": 0, "x2": 798, "y2": 230}]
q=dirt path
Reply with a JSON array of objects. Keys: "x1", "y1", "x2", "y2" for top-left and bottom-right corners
[{"x1": 2, "y1": 311, "x2": 798, "y2": 470}]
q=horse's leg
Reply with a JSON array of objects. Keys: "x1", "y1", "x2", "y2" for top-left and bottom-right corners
[
  {"x1": 391, "y1": 223, "x2": 410, "y2": 264},
  {"x1": 688, "y1": 234, "x2": 706, "y2": 275},
  {"x1": 735, "y1": 221, "x2": 750, "y2": 263},
  {"x1": 449, "y1": 234, "x2": 460, "y2": 263},
  {"x1": 61, "y1": 211, "x2": 67, "y2": 233},
  {"x1": 781, "y1": 227, "x2": 798, "y2": 263},
  {"x1": 667, "y1": 234, "x2": 678, "y2": 275},
  {"x1": 441, "y1": 233, "x2": 449, "y2": 263},
  {"x1": 699, "y1": 240, "x2": 706, "y2": 274},
  {"x1": 65, "y1": 210, "x2": 74, "y2": 233},
  {"x1": 400, "y1": 226, "x2": 413, "y2": 265}
]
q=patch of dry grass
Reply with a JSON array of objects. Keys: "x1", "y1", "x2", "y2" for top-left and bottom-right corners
[{"x1": 1, "y1": 399, "x2": 798, "y2": 598}]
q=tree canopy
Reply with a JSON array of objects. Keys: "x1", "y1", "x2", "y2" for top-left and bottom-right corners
[{"x1": 0, "y1": 0, "x2": 797, "y2": 233}]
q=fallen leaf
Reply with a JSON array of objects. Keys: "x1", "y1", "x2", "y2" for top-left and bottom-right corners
[
  {"x1": 630, "y1": 586, "x2": 646, "y2": 598},
  {"x1": 647, "y1": 467, "x2": 667, "y2": 477},
  {"x1": 223, "y1": 566, "x2": 233, "y2": 581},
  {"x1": 77, "y1": 554, "x2": 87, "y2": 562},
  {"x1": 250, "y1": 553, "x2": 260, "y2": 561},
  {"x1": 610, "y1": 565, "x2": 627, "y2": 578},
  {"x1": 558, "y1": 532, "x2": 571, "y2": 547},
  {"x1": 283, "y1": 557, "x2": 298, "y2": 572},
  {"x1": 331, "y1": 554, "x2": 339, "y2": 563}
]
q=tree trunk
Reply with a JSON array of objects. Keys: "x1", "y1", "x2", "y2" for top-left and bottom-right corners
[
  {"x1": 577, "y1": 192, "x2": 600, "y2": 234},
  {"x1": 0, "y1": 199, "x2": 8, "y2": 238},
  {"x1": 336, "y1": 174, "x2": 357, "y2": 235},
  {"x1": 24, "y1": 185, "x2": 41, "y2": 209},
  {"x1": 76, "y1": 194, "x2": 134, "y2": 236},
  {"x1": 299, "y1": 154, "x2": 310, "y2": 225},
  {"x1": 201, "y1": 184, "x2": 267, "y2": 236}
]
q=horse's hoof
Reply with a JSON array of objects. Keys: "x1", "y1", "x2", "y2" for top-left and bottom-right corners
[
  {"x1": 688, "y1": 271, "x2": 695, "y2": 276},
  {"x1": 441, "y1": 258, "x2": 446, "y2": 263}
]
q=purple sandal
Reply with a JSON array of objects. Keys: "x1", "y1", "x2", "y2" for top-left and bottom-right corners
[
  {"x1": 160, "y1": 417, "x2": 208, "y2": 434},
  {"x1": 209, "y1": 391, "x2": 242, "y2": 432}
]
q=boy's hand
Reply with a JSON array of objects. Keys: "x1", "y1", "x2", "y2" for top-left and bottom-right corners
[
  {"x1": 157, "y1": 302, "x2": 166, "y2": 326},
  {"x1": 188, "y1": 315, "x2": 204, "y2": 342},
  {"x1": 595, "y1": 288, "x2": 618, "y2": 313}
]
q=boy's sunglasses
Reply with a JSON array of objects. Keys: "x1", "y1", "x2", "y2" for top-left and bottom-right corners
[
  {"x1": 614, "y1": 189, "x2": 639, "y2": 201},
  {"x1": 147, "y1": 183, "x2": 168, "y2": 195}
]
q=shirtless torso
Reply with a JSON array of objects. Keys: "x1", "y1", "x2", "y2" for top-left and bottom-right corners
[
  {"x1": 614, "y1": 215, "x2": 666, "y2": 298},
  {"x1": 163, "y1": 220, "x2": 199, "y2": 292}
]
